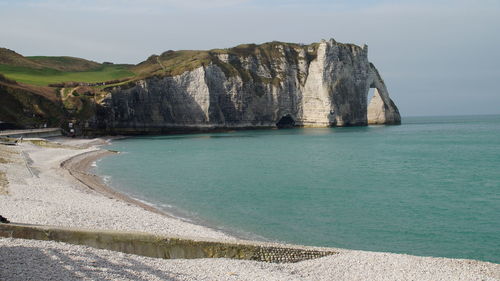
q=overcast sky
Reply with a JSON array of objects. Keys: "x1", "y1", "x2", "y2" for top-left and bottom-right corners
[{"x1": 1, "y1": 0, "x2": 499, "y2": 116}]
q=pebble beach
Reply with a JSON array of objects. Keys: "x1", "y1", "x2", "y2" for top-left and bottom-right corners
[{"x1": 0, "y1": 138, "x2": 498, "y2": 281}]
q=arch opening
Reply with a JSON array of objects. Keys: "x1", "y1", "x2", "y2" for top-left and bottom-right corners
[
  {"x1": 276, "y1": 115, "x2": 295, "y2": 129},
  {"x1": 367, "y1": 87, "x2": 376, "y2": 106},
  {"x1": 367, "y1": 87, "x2": 385, "y2": 125}
]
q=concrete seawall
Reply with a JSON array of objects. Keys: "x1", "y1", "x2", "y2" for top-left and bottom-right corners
[
  {"x1": 0, "y1": 128, "x2": 62, "y2": 138},
  {"x1": 0, "y1": 223, "x2": 336, "y2": 263}
]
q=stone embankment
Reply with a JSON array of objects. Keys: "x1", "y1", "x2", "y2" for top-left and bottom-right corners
[
  {"x1": 0, "y1": 223, "x2": 336, "y2": 263},
  {"x1": 0, "y1": 128, "x2": 62, "y2": 138}
]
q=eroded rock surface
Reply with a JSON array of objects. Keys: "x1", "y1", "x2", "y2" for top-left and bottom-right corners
[{"x1": 92, "y1": 39, "x2": 400, "y2": 133}]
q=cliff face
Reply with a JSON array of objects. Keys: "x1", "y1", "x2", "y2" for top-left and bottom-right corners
[{"x1": 92, "y1": 39, "x2": 400, "y2": 133}]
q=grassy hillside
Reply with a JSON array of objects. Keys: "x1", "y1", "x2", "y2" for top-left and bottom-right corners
[
  {"x1": 0, "y1": 48, "x2": 102, "y2": 71},
  {"x1": 0, "y1": 75, "x2": 65, "y2": 127},
  {"x1": 27, "y1": 56, "x2": 100, "y2": 71},
  {"x1": 0, "y1": 49, "x2": 131, "y2": 129},
  {"x1": 0, "y1": 48, "x2": 135, "y2": 86},
  {"x1": 0, "y1": 48, "x2": 42, "y2": 69},
  {"x1": 0, "y1": 64, "x2": 135, "y2": 86}
]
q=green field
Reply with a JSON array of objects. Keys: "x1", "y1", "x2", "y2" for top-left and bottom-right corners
[{"x1": 0, "y1": 64, "x2": 135, "y2": 86}]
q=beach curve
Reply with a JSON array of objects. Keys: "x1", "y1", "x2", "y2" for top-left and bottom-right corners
[{"x1": 0, "y1": 137, "x2": 498, "y2": 281}]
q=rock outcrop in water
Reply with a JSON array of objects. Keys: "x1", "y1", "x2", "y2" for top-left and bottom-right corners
[{"x1": 92, "y1": 39, "x2": 400, "y2": 133}]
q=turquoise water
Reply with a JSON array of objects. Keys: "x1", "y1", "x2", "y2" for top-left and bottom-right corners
[{"x1": 96, "y1": 115, "x2": 500, "y2": 263}]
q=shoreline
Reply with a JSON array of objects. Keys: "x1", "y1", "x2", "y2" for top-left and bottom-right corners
[
  {"x1": 61, "y1": 145, "x2": 260, "y2": 242},
  {"x1": 61, "y1": 149, "x2": 169, "y2": 218},
  {"x1": 61, "y1": 137, "x2": 500, "y2": 261},
  {"x1": 0, "y1": 137, "x2": 499, "y2": 280},
  {"x1": 0, "y1": 137, "x2": 236, "y2": 241}
]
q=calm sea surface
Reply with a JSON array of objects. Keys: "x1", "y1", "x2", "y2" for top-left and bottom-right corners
[{"x1": 96, "y1": 115, "x2": 500, "y2": 263}]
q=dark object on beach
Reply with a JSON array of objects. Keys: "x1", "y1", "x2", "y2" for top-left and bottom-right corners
[
  {"x1": 0, "y1": 215, "x2": 10, "y2": 223},
  {"x1": 0, "y1": 137, "x2": 20, "y2": 146}
]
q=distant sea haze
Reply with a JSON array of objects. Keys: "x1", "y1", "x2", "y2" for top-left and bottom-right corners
[{"x1": 95, "y1": 115, "x2": 500, "y2": 263}]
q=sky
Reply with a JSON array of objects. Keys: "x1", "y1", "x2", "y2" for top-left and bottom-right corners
[{"x1": 0, "y1": 0, "x2": 499, "y2": 116}]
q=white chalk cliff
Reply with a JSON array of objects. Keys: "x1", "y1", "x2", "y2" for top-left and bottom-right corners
[{"x1": 93, "y1": 39, "x2": 400, "y2": 133}]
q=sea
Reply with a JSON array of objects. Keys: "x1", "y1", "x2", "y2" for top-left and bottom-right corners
[{"x1": 94, "y1": 115, "x2": 500, "y2": 263}]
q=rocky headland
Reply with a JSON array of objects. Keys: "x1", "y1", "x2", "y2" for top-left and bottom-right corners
[
  {"x1": 0, "y1": 39, "x2": 400, "y2": 135},
  {"x1": 92, "y1": 39, "x2": 400, "y2": 134}
]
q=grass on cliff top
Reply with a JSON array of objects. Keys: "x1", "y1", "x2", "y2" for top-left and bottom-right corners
[
  {"x1": 0, "y1": 64, "x2": 135, "y2": 86},
  {"x1": 0, "y1": 48, "x2": 136, "y2": 86},
  {"x1": 0, "y1": 48, "x2": 41, "y2": 69},
  {"x1": 0, "y1": 48, "x2": 102, "y2": 71},
  {"x1": 132, "y1": 50, "x2": 212, "y2": 77},
  {"x1": 131, "y1": 41, "x2": 318, "y2": 84},
  {"x1": 27, "y1": 56, "x2": 101, "y2": 72},
  {"x1": 0, "y1": 41, "x2": 322, "y2": 87}
]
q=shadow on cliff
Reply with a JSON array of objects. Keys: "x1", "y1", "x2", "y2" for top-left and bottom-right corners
[{"x1": 93, "y1": 77, "x2": 209, "y2": 134}]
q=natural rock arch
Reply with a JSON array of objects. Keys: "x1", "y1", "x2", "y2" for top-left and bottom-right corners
[
  {"x1": 91, "y1": 40, "x2": 402, "y2": 134},
  {"x1": 366, "y1": 63, "x2": 401, "y2": 125}
]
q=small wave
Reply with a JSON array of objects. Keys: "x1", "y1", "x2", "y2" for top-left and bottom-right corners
[
  {"x1": 102, "y1": 176, "x2": 112, "y2": 184},
  {"x1": 128, "y1": 196, "x2": 195, "y2": 222},
  {"x1": 160, "y1": 203, "x2": 174, "y2": 209},
  {"x1": 131, "y1": 197, "x2": 156, "y2": 207}
]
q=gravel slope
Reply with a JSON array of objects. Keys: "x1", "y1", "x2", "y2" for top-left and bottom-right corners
[{"x1": 1, "y1": 238, "x2": 498, "y2": 281}]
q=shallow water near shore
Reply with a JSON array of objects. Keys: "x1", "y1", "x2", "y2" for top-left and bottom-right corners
[{"x1": 96, "y1": 115, "x2": 500, "y2": 263}]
